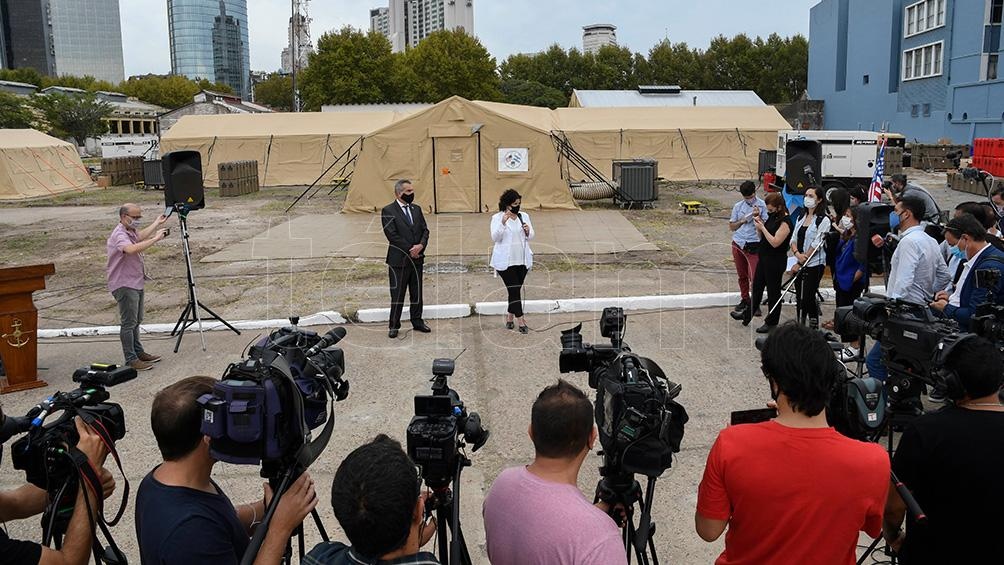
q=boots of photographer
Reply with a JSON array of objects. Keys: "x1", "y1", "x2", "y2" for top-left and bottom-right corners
[{"x1": 808, "y1": 316, "x2": 819, "y2": 330}]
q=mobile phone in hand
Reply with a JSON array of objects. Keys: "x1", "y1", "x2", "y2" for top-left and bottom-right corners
[{"x1": 730, "y1": 408, "x2": 778, "y2": 426}]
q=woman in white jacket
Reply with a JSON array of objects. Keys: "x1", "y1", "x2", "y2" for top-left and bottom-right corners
[{"x1": 490, "y1": 189, "x2": 534, "y2": 333}]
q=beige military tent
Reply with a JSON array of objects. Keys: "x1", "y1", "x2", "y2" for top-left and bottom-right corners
[
  {"x1": 344, "y1": 96, "x2": 577, "y2": 213},
  {"x1": 0, "y1": 129, "x2": 92, "y2": 201},
  {"x1": 159, "y1": 111, "x2": 410, "y2": 187},
  {"x1": 554, "y1": 106, "x2": 790, "y2": 181}
]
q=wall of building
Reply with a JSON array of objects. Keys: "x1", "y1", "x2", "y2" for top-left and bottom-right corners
[
  {"x1": 168, "y1": 0, "x2": 250, "y2": 97},
  {"x1": 49, "y1": 0, "x2": 125, "y2": 84},
  {"x1": 810, "y1": 0, "x2": 1004, "y2": 144},
  {"x1": 0, "y1": 0, "x2": 54, "y2": 75}
]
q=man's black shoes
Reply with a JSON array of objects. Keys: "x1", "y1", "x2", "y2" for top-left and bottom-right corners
[
  {"x1": 413, "y1": 321, "x2": 432, "y2": 333},
  {"x1": 388, "y1": 329, "x2": 399, "y2": 338}
]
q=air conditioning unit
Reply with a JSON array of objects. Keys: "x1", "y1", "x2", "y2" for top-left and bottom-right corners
[{"x1": 612, "y1": 159, "x2": 658, "y2": 206}]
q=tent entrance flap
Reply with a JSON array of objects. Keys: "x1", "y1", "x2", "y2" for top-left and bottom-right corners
[{"x1": 432, "y1": 135, "x2": 481, "y2": 213}]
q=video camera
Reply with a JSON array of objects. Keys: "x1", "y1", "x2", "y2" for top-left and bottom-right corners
[
  {"x1": 971, "y1": 269, "x2": 1004, "y2": 343},
  {"x1": 406, "y1": 358, "x2": 489, "y2": 489},
  {"x1": 198, "y1": 318, "x2": 349, "y2": 470},
  {"x1": 559, "y1": 308, "x2": 688, "y2": 479},
  {"x1": 5, "y1": 363, "x2": 135, "y2": 551}
]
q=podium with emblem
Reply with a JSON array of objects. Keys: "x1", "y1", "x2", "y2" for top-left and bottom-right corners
[{"x1": 0, "y1": 264, "x2": 55, "y2": 393}]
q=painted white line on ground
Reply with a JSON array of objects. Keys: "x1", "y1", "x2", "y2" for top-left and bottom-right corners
[{"x1": 38, "y1": 311, "x2": 347, "y2": 338}]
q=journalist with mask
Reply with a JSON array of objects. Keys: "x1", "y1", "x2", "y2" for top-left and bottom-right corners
[{"x1": 490, "y1": 189, "x2": 534, "y2": 333}]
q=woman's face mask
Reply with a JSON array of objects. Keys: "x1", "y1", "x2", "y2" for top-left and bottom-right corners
[{"x1": 839, "y1": 216, "x2": 853, "y2": 231}]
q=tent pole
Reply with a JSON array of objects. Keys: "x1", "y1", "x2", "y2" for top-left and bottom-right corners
[
  {"x1": 679, "y1": 128, "x2": 700, "y2": 181},
  {"x1": 284, "y1": 135, "x2": 361, "y2": 213}
]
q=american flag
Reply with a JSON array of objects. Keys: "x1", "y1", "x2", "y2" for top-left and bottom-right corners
[{"x1": 868, "y1": 138, "x2": 887, "y2": 202}]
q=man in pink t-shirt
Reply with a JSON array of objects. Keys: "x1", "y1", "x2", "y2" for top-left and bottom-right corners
[
  {"x1": 106, "y1": 203, "x2": 170, "y2": 371},
  {"x1": 482, "y1": 380, "x2": 627, "y2": 565}
]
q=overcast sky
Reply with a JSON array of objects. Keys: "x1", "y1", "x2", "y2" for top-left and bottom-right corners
[{"x1": 121, "y1": 0, "x2": 818, "y2": 77}]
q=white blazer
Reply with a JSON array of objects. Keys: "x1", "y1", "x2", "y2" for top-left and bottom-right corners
[{"x1": 490, "y1": 211, "x2": 534, "y2": 271}]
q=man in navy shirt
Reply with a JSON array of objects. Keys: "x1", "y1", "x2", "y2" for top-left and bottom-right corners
[{"x1": 135, "y1": 376, "x2": 317, "y2": 565}]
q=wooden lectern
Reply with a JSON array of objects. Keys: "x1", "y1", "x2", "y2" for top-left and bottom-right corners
[{"x1": 0, "y1": 264, "x2": 55, "y2": 393}]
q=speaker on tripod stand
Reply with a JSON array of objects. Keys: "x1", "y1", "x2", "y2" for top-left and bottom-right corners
[
  {"x1": 784, "y1": 139, "x2": 823, "y2": 195},
  {"x1": 161, "y1": 150, "x2": 239, "y2": 352}
]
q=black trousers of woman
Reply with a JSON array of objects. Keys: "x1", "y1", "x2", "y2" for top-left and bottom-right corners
[
  {"x1": 498, "y1": 265, "x2": 528, "y2": 317},
  {"x1": 795, "y1": 264, "x2": 825, "y2": 327},
  {"x1": 746, "y1": 254, "x2": 786, "y2": 327}
]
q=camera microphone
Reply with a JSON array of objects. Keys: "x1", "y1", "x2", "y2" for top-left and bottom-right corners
[{"x1": 306, "y1": 327, "x2": 347, "y2": 357}]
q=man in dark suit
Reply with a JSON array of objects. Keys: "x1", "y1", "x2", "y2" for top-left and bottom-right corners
[
  {"x1": 931, "y1": 213, "x2": 1004, "y2": 331},
  {"x1": 382, "y1": 179, "x2": 431, "y2": 338}
]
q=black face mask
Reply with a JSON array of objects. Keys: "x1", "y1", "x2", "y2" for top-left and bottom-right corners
[
  {"x1": 400, "y1": 192, "x2": 415, "y2": 204},
  {"x1": 510, "y1": 205, "x2": 520, "y2": 215}
]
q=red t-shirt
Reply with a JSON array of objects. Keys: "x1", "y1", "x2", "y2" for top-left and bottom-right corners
[{"x1": 697, "y1": 420, "x2": 889, "y2": 565}]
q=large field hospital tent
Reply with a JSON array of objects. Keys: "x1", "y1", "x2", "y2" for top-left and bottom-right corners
[
  {"x1": 160, "y1": 111, "x2": 410, "y2": 187},
  {"x1": 554, "y1": 106, "x2": 790, "y2": 181},
  {"x1": 0, "y1": 129, "x2": 92, "y2": 201},
  {"x1": 344, "y1": 97, "x2": 577, "y2": 213}
]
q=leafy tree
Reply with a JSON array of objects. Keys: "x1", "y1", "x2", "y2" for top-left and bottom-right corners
[
  {"x1": 643, "y1": 40, "x2": 706, "y2": 89},
  {"x1": 30, "y1": 92, "x2": 112, "y2": 146},
  {"x1": 40, "y1": 74, "x2": 118, "y2": 92},
  {"x1": 298, "y1": 27, "x2": 397, "y2": 110},
  {"x1": 500, "y1": 79, "x2": 567, "y2": 108},
  {"x1": 253, "y1": 73, "x2": 294, "y2": 111},
  {"x1": 592, "y1": 45, "x2": 640, "y2": 90},
  {"x1": 0, "y1": 91, "x2": 36, "y2": 128},
  {"x1": 118, "y1": 75, "x2": 231, "y2": 109},
  {"x1": 402, "y1": 30, "x2": 502, "y2": 102},
  {"x1": 0, "y1": 68, "x2": 45, "y2": 86},
  {"x1": 702, "y1": 34, "x2": 759, "y2": 92}
]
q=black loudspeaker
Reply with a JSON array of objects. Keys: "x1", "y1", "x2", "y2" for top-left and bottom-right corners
[
  {"x1": 854, "y1": 201, "x2": 893, "y2": 268},
  {"x1": 785, "y1": 139, "x2": 823, "y2": 195},
  {"x1": 162, "y1": 150, "x2": 205, "y2": 210}
]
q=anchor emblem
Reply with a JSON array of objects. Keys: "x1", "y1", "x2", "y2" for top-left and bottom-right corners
[{"x1": 2, "y1": 319, "x2": 31, "y2": 348}]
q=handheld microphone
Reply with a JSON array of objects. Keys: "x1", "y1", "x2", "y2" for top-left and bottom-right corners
[{"x1": 306, "y1": 327, "x2": 347, "y2": 357}]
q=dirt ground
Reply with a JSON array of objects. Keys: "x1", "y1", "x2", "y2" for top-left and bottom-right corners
[{"x1": 0, "y1": 169, "x2": 971, "y2": 331}]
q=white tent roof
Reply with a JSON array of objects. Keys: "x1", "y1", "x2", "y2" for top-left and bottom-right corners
[{"x1": 570, "y1": 89, "x2": 766, "y2": 108}]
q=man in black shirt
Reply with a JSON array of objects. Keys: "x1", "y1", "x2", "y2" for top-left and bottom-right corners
[
  {"x1": 0, "y1": 414, "x2": 115, "y2": 565},
  {"x1": 304, "y1": 435, "x2": 438, "y2": 565},
  {"x1": 135, "y1": 376, "x2": 317, "y2": 565},
  {"x1": 883, "y1": 336, "x2": 1004, "y2": 564}
]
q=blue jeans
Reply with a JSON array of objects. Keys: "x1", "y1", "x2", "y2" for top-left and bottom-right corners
[
  {"x1": 112, "y1": 287, "x2": 145, "y2": 363},
  {"x1": 866, "y1": 341, "x2": 887, "y2": 382}
]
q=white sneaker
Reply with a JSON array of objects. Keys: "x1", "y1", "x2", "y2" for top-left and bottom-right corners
[{"x1": 840, "y1": 347, "x2": 859, "y2": 362}]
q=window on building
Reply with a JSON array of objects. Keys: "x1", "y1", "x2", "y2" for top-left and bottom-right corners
[
  {"x1": 863, "y1": 74, "x2": 870, "y2": 84},
  {"x1": 991, "y1": 0, "x2": 1003, "y2": 24},
  {"x1": 906, "y1": 0, "x2": 946, "y2": 36},
  {"x1": 903, "y1": 41, "x2": 944, "y2": 80},
  {"x1": 989, "y1": 53, "x2": 1000, "y2": 80},
  {"x1": 923, "y1": 103, "x2": 931, "y2": 116},
  {"x1": 911, "y1": 104, "x2": 920, "y2": 117}
]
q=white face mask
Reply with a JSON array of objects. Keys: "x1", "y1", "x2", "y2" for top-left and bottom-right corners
[
  {"x1": 839, "y1": 216, "x2": 853, "y2": 230},
  {"x1": 803, "y1": 196, "x2": 817, "y2": 209}
]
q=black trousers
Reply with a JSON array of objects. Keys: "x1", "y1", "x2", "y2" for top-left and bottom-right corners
[
  {"x1": 795, "y1": 264, "x2": 825, "y2": 324},
  {"x1": 388, "y1": 263, "x2": 423, "y2": 330},
  {"x1": 749, "y1": 254, "x2": 786, "y2": 327},
  {"x1": 497, "y1": 265, "x2": 528, "y2": 317}
]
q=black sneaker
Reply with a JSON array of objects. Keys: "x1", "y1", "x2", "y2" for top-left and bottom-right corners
[
  {"x1": 733, "y1": 300, "x2": 750, "y2": 312},
  {"x1": 928, "y1": 386, "x2": 947, "y2": 403}
]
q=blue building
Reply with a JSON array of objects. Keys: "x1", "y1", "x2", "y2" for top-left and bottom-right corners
[
  {"x1": 168, "y1": 0, "x2": 251, "y2": 98},
  {"x1": 809, "y1": 0, "x2": 1004, "y2": 143}
]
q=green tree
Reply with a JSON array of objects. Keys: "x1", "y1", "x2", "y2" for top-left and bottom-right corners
[
  {"x1": 0, "y1": 68, "x2": 45, "y2": 86},
  {"x1": 0, "y1": 91, "x2": 36, "y2": 128},
  {"x1": 402, "y1": 30, "x2": 502, "y2": 102},
  {"x1": 643, "y1": 40, "x2": 706, "y2": 89},
  {"x1": 592, "y1": 45, "x2": 640, "y2": 90},
  {"x1": 118, "y1": 75, "x2": 232, "y2": 109},
  {"x1": 39, "y1": 74, "x2": 118, "y2": 92},
  {"x1": 30, "y1": 92, "x2": 112, "y2": 146},
  {"x1": 703, "y1": 34, "x2": 759, "y2": 91},
  {"x1": 500, "y1": 79, "x2": 567, "y2": 108},
  {"x1": 298, "y1": 27, "x2": 397, "y2": 110},
  {"x1": 253, "y1": 73, "x2": 294, "y2": 111}
]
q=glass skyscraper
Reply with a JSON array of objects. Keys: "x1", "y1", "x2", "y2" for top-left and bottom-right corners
[{"x1": 168, "y1": 0, "x2": 250, "y2": 98}]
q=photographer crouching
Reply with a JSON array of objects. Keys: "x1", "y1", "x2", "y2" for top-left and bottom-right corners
[
  {"x1": 929, "y1": 214, "x2": 1004, "y2": 331},
  {"x1": 696, "y1": 322, "x2": 889, "y2": 563},
  {"x1": 135, "y1": 377, "x2": 317, "y2": 564},
  {"x1": 883, "y1": 336, "x2": 1004, "y2": 564},
  {"x1": 0, "y1": 411, "x2": 115, "y2": 565}
]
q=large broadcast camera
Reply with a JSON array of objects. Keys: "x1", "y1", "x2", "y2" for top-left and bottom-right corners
[
  {"x1": 197, "y1": 318, "x2": 350, "y2": 565},
  {"x1": 4, "y1": 363, "x2": 135, "y2": 557},
  {"x1": 559, "y1": 307, "x2": 688, "y2": 564},
  {"x1": 405, "y1": 358, "x2": 489, "y2": 565}
]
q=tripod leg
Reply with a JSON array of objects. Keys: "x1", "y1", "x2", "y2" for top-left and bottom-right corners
[
  {"x1": 196, "y1": 301, "x2": 241, "y2": 335},
  {"x1": 311, "y1": 508, "x2": 329, "y2": 542},
  {"x1": 436, "y1": 506, "x2": 450, "y2": 565}
]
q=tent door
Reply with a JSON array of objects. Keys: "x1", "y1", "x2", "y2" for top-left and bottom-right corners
[{"x1": 432, "y1": 135, "x2": 481, "y2": 213}]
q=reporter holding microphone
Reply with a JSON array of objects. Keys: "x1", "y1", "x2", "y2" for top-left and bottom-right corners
[{"x1": 490, "y1": 189, "x2": 534, "y2": 333}]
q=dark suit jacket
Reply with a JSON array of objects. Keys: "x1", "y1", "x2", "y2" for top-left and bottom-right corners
[
  {"x1": 382, "y1": 201, "x2": 430, "y2": 267},
  {"x1": 942, "y1": 244, "x2": 1004, "y2": 331}
]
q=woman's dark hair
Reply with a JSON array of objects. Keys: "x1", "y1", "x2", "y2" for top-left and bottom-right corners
[
  {"x1": 842, "y1": 206, "x2": 859, "y2": 240},
  {"x1": 764, "y1": 192, "x2": 788, "y2": 218},
  {"x1": 499, "y1": 189, "x2": 521, "y2": 212},
  {"x1": 805, "y1": 186, "x2": 827, "y2": 217},
  {"x1": 760, "y1": 322, "x2": 837, "y2": 416},
  {"x1": 848, "y1": 184, "x2": 866, "y2": 203},
  {"x1": 828, "y1": 187, "x2": 850, "y2": 219}
]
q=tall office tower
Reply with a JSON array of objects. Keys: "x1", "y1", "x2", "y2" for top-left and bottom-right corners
[
  {"x1": 372, "y1": 0, "x2": 474, "y2": 53},
  {"x1": 582, "y1": 24, "x2": 617, "y2": 55},
  {"x1": 281, "y1": 2, "x2": 313, "y2": 74},
  {"x1": 168, "y1": 0, "x2": 251, "y2": 98},
  {"x1": 0, "y1": 0, "x2": 125, "y2": 83}
]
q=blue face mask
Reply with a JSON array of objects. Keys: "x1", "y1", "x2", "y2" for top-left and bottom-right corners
[{"x1": 950, "y1": 245, "x2": 966, "y2": 260}]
